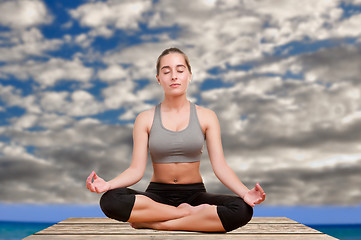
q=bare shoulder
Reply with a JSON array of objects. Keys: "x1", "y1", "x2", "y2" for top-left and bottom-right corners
[
  {"x1": 134, "y1": 106, "x2": 156, "y2": 133},
  {"x1": 195, "y1": 104, "x2": 219, "y2": 130},
  {"x1": 195, "y1": 104, "x2": 218, "y2": 119}
]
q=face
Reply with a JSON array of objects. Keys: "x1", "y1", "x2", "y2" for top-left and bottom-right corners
[{"x1": 156, "y1": 53, "x2": 192, "y2": 96}]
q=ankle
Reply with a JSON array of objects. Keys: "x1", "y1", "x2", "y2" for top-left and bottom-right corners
[{"x1": 177, "y1": 204, "x2": 192, "y2": 217}]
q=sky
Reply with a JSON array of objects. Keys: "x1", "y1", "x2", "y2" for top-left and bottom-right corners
[{"x1": 0, "y1": 0, "x2": 361, "y2": 224}]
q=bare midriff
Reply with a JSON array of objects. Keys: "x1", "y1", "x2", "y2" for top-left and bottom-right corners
[{"x1": 151, "y1": 161, "x2": 203, "y2": 184}]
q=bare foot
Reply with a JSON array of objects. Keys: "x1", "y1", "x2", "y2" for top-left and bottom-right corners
[
  {"x1": 178, "y1": 203, "x2": 212, "y2": 214},
  {"x1": 131, "y1": 222, "x2": 152, "y2": 229},
  {"x1": 177, "y1": 203, "x2": 193, "y2": 216}
]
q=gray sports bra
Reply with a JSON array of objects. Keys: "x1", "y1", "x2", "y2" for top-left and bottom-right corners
[{"x1": 148, "y1": 102, "x2": 205, "y2": 164}]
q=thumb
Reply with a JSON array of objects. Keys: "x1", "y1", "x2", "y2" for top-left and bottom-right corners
[{"x1": 93, "y1": 171, "x2": 98, "y2": 179}]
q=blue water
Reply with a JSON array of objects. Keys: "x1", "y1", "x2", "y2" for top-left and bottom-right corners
[
  {"x1": 309, "y1": 224, "x2": 361, "y2": 240},
  {"x1": 0, "y1": 221, "x2": 54, "y2": 240},
  {"x1": 0, "y1": 221, "x2": 360, "y2": 240}
]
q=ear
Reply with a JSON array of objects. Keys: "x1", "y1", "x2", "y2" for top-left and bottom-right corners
[
  {"x1": 188, "y1": 73, "x2": 192, "y2": 83},
  {"x1": 156, "y1": 75, "x2": 160, "y2": 85}
]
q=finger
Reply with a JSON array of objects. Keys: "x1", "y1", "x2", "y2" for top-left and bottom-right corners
[
  {"x1": 86, "y1": 173, "x2": 93, "y2": 188},
  {"x1": 246, "y1": 199, "x2": 255, "y2": 207},
  {"x1": 86, "y1": 171, "x2": 95, "y2": 184},
  {"x1": 95, "y1": 186, "x2": 103, "y2": 194},
  {"x1": 257, "y1": 194, "x2": 266, "y2": 204},
  {"x1": 89, "y1": 183, "x2": 96, "y2": 192},
  {"x1": 87, "y1": 180, "x2": 95, "y2": 191},
  {"x1": 255, "y1": 195, "x2": 265, "y2": 204},
  {"x1": 254, "y1": 199, "x2": 261, "y2": 205},
  {"x1": 256, "y1": 183, "x2": 265, "y2": 194},
  {"x1": 87, "y1": 182, "x2": 92, "y2": 191}
]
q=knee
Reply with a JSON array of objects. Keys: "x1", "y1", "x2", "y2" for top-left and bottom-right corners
[
  {"x1": 218, "y1": 198, "x2": 253, "y2": 232},
  {"x1": 99, "y1": 188, "x2": 135, "y2": 222},
  {"x1": 240, "y1": 202, "x2": 253, "y2": 226},
  {"x1": 237, "y1": 200, "x2": 253, "y2": 226},
  {"x1": 232, "y1": 199, "x2": 253, "y2": 228},
  {"x1": 99, "y1": 190, "x2": 117, "y2": 220},
  {"x1": 99, "y1": 190, "x2": 114, "y2": 218}
]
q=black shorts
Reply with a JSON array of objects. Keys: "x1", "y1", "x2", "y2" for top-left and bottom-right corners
[{"x1": 100, "y1": 182, "x2": 253, "y2": 232}]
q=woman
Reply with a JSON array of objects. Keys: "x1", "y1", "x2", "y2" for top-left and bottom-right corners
[{"x1": 86, "y1": 47, "x2": 265, "y2": 232}]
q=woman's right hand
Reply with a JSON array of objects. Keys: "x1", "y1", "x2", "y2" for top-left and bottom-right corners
[{"x1": 86, "y1": 171, "x2": 111, "y2": 193}]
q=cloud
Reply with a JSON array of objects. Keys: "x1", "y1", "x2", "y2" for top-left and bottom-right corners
[
  {"x1": 0, "y1": 120, "x2": 137, "y2": 204},
  {"x1": 334, "y1": 13, "x2": 361, "y2": 37},
  {"x1": 245, "y1": 0, "x2": 338, "y2": 21},
  {"x1": 0, "y1": 83, "x2": 41, "y2": 114},
  {"x1": 11, "y1": 114, "x2": 39, "y2": 130},
  {"x1": 102, "y1": 42, "x2": 171, "y2": 80},
  {"x1": 69, "y1": 0, "x2": 152, "y2": 37},
  {"x1": 343, "y1": 0, "x2": 361, "y2": 5},
  {"x1": 1, "y1": 0, "x2": 361, "y2": 206},
  {"x1": 196, "y1": 41, "x2": 361, "y2": 206},
  {"x1": 0, "y1": 28, "x2": 63, "y2": 63},
  {"x1": 301, "y1": 45, "x2": 361, "y2": 84},
  {"x1": 1, "y1": 58, "x2": 93, "y2": 87},
  {"x1": 0, "y1": 0, "x2": 52, "y2": 29},
  {"x1": 102, "y1": 81, "x2": 138, "y2": 109},
  {"x1": 69, "y1": 90, "x2": 103, "y2": 116},
  {"x1": 98, "y1": 65, "x2": 128, "y2": 83},
  {"x1": 39, "y1": 90, "x2": 103, "y2": 117},
  {"x1": 249, "y1": 160, "x2": 361, "y2": 206},
  {"x1": 40, "y1": 91, "x2": 69, "y2": 113}
]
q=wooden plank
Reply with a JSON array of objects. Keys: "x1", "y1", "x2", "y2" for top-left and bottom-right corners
[
  {"x1": 24, "y1": 234, "x2": 337, "y2": 240},
  {"x1": 249, "y1": 217, "x2": 300, "y2": 224},
  {"x1": 23, "y1": 217, "x2": 338, "y2": 240},
  {"x1": 33, "y1": 223, "x2": 321, "y2": 235},
  {"x1": 59, "y1": 217, "x2": 298, "y2": 224},
  {"x1": 59, "y1": 217, "x2": 122, "y2": 224}
]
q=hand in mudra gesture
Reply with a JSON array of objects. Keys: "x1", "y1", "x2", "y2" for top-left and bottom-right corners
[
  {"x1": 86, "y1": 171, "x2": 110, "y2": 193},
  {"x1": 244, "y1": 183, "x2": 266, "y2": 207}
]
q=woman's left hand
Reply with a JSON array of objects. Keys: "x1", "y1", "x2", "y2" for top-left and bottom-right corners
[{"x1": 244, "y1": 183, "x2": 266, "y2": 207}]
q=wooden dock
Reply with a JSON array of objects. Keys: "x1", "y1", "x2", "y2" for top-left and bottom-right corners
[{"x1": 24, "y1": 217, "x2": 338, "y2": 239}]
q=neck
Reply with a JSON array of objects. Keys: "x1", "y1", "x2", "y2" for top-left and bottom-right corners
[{"x1": 162, "y1": 94, "x2": 189, "y2": 111}]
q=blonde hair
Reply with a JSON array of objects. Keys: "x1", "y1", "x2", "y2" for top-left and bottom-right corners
[{"x1": 156, "y1": 47, "x2": 192, "y2": 75}]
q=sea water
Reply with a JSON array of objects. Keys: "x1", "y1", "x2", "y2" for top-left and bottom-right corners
[
  {"x1": 0, "y1": 221, "x2": 54, "y2": 240},
  {"x1": 309, "y1": 224, "x2": 361, "y2": 240},
  {"x1": 1, "y1": 221, "x2": 360, "y2": 240}
]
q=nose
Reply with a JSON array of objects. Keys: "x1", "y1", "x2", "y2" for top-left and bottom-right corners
[{"x1": 171, "y1": 71, "x2": 177, "y2": 80}]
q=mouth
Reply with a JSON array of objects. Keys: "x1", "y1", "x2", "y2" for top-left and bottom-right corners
[{"x1": 170, "y1": 83, "x2": 181, "y2": 87}]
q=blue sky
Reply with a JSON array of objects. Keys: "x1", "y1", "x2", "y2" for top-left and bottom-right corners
[
  {"x1": 1, "y1": 0, "x2": 361, "y2": 224},
  {"x1": 1, "y1": 203, "x2": 361, "y2": 225}
]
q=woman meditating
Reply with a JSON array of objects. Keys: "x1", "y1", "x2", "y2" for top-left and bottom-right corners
[{"x1": 86, "y1": 47, "x2": 266, "y2": 232}]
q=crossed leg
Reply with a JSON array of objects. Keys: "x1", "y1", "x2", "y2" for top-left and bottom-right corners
[
  {"x1": 127, "y1": 195, "x2": 192, "y2": 223},
  {"x1": 129, "y1": 197, "x2": 225, "y2": 232},
  {"x1": 100, "y1": 187, "x2": 251, "y2": 232}
]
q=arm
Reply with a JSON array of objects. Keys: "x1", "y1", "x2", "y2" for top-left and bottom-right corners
[
  {"x1": 107, "y1": 111, "x2": 149, "y2": 189},
  {"x1": 204, "y1": 109, "x2": 265, "y2": 206},
  {"x1": 86, "y1": 111, "x2": 150, "y2": 193}
]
